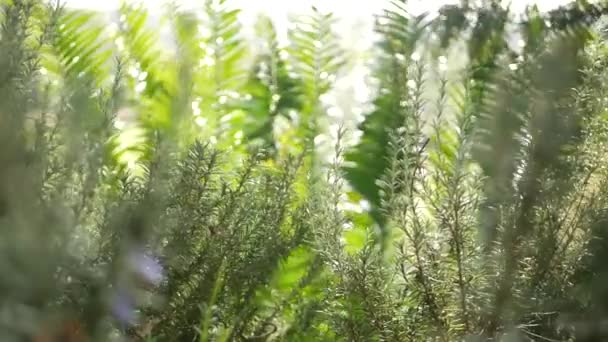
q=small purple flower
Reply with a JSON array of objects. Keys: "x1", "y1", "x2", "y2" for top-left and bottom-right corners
[
  {"x1": 111, "y1": 287, "x2": 138, "y2": 327},
  {"x1": 128, "y1": 249, "x2": 164, "y2": 286}
]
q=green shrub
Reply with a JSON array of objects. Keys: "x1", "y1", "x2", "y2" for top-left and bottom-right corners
[{"x1": 2, "y1": 0, "x2": 608, "y2": 341}]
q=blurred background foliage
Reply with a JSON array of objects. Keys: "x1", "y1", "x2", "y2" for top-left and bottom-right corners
[{"x1": 3, "y1": 0, "x2": 608, "y2": 341}]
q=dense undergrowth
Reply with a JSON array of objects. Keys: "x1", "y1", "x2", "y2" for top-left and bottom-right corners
[{"x1": 3, "y1": 0, "x2": 608, "y2": 341}]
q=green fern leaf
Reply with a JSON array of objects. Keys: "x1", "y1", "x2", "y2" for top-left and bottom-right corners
[{"x1": 343, "y1": 7, "x2": 428, "y2": 228}]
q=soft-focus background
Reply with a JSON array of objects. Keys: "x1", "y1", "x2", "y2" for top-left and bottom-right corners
[{"x1": 4, "y1": 0, "x2": 608, "y2": 341}]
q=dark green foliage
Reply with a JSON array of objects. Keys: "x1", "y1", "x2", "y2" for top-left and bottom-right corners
[
  {"x1": 343, "y1": 4, "x2": 429, "y2": 232},
  {"x1": 149, "y1": 144, "x2": 310, "y2": 341}
]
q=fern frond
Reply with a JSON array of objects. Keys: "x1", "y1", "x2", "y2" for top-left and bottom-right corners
[
  {"x1": 118, "y1": 1, "x2": 173, "y2": 131},
  {"x1": 228, "y1": 15, "x2": 304, "y2": 154},
  {"x1": 287, "y1": 6, "x2": 344, "y2": 142},
  {"x1": 343, "y1": 7, "x2": 429, "y2": 230},
  {"x1": 46, "y1": 9, "x2": 112, "y2": 86},
  {"x1": 185, "y1": 0, "x2": 248, "y2": 145}
]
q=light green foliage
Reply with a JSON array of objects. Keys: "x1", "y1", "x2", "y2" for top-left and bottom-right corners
[
  {"x1": 286, "y1": 6, "x2": 344, "y2": 151},
  {"x1": 230, "y1": 15, "x2": 304, "y2": 155}
]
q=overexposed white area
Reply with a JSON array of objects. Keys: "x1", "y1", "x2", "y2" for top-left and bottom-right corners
[
  {"x1": 63, "y1": 0, "x2": 573, "y2": 14},
  {"x1": 60, "y1": 0, "x2": 576, "y2": 53},
  {"x1": 60, "y1": 0, "x2": 576, "y2": 54}
]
